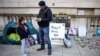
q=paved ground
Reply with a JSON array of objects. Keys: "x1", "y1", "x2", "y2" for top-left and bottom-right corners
[{"x1": 0, "y1": 38, "x2": 100, "y2": 56}]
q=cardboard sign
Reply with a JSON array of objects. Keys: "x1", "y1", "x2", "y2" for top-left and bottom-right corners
[
  {"x1": 78, "y1": 27, "x2": 86, "y2": 36},
  {"x1": 49, "y1": 23, "x2": 65, "y2": 45}
]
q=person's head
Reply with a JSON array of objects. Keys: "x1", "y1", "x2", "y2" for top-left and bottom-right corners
[
  {"x1": 18, "y1": 17, "x2": 25, "y2": 25},
  {"x1": 38, "y1": 1, "x2": 46, "y2": 9}
]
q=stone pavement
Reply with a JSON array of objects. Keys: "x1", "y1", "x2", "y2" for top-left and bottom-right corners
[{"x1": 0, "y1": 38, "x2": 100, "y2": 56}]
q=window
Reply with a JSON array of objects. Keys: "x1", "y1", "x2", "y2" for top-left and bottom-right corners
[{"x1": 78, "y1": 10, "x2": 85, "y2": 15}]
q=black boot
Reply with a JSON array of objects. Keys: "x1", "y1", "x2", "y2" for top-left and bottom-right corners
[
  {"x1": 48, "y1": 49, "x2": 52, "y2": 55},
  {"x1": 37, "y1": 48, "x2": 45, "y2": 51}
]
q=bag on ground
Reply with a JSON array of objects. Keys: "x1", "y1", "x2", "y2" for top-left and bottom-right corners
[{"x1": 63, "y1": 37, "x2": 72, "y2": 48}]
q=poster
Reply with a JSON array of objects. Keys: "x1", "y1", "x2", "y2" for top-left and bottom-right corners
[
  {"x1": 69, "y1": 28, "x2": 77, "y2": 36},
  {"x1": 78, "y1": 27, "x2": 86, "y2": 36},
  {"x1": 49, "y1": 23, "x2": 65, "y2": 45}
]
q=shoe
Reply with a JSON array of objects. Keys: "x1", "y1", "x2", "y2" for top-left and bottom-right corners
[
  {"x1": 48, "y1": 49, "x2": 52, "y2": 55},
  {"x1": 37, "y1": 48, "x2": 45, "y2": 51},
  {"x1": 23, "y1": 54, "x2": 28, "y2": 56}
]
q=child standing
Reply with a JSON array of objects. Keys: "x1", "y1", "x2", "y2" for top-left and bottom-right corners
[{"x1": 17, "y1": 17, "x2": 30, "y2": 56}]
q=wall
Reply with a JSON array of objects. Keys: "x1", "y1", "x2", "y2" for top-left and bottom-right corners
[
  {"x1": 0, "y1": 0, "x2": 100, "y2": 8},
  {"x1": 0, "y1": 8, "x2": 40, "y2": 14},
  {"x1": 94, "y1": 9, "x2": 100, "y2": 15},
  {"x1": 0, "y1": 0, "x2": 100, "y2": 14},
  {"x1": 51, "y1": 8, "x2": 77, "y2": 14},
  {"x1": 0, "y1": 0, "x2": 100, "y2": 32},
  {"x1": 71, "y1": 18, "x2": 87, "y2": 28}
]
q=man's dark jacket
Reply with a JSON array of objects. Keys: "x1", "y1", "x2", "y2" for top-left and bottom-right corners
[{"x1": 37, "y1": 6, "x2": 53, "y2": 27}]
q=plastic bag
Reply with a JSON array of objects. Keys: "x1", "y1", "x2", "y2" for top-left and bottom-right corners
[{"x1": 64, "y1": 38, "x2": 72, "y2": 48}]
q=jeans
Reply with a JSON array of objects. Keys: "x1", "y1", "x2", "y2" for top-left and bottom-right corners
[
  {"x1": 39, "y1": 27, "x2": 51, "y2": 49},
  {"x1": 21, "y1": 38, "x2": 29, "y2": 56}
]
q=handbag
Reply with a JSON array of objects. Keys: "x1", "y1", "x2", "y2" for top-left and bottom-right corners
[{"x1": 28, "y1": 35, "x2": 36, "y2": 46}]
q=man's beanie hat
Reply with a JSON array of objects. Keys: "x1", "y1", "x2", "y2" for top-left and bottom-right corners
[{"x1": 39, "y1": 1, "x2": 46, "y2": 6}]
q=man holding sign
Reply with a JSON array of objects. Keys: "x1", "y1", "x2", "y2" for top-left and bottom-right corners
[{"x1": 36, "y1": 1, "x2": 53, "y2": 55}]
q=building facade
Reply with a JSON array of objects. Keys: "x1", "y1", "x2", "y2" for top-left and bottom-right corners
[{"x1": 0, "y1": 0, "x2": 100, "y2": 36}]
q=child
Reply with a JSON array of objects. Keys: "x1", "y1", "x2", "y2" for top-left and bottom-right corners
[{"x1": 17, "y1": 17, "x2": 30, "y2": 56}]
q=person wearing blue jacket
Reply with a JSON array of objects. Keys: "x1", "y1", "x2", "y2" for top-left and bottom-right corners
[
  {"x1": 17, "y1": 17, "x2": 30, "y2": 56},
  {"x1": 36, "y1": 1, "x2": 53, "y2": 55}
]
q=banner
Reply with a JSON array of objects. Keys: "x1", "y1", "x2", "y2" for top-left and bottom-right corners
[
  {"x1": 49, "y1": 23, "x2": 65, "y2": 45},
  {"x1": 69, "y1": 28, "x2": 77, "y2": 36}
]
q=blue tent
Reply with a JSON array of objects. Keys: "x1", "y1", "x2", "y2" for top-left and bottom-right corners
[
  {"x1": 3, "y1": 21, "x2": 39, "y2": 44},
  {"x1": 96, "y1": 28, "x2": 100, "y2": 36}
]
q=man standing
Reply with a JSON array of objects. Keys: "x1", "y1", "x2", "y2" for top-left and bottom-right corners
[{"x1": 36, "y1": 1, "x2": 52, "y2": 55}]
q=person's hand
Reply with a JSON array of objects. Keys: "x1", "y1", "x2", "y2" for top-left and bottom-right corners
[{"x1": 36, "y1": 18, "x2": 41, "y2": 22}]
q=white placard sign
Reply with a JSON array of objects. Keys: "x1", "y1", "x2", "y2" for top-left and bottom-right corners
[
  {"x1": 49, "y1": 23, "x2": 65, "y2": 45},
  {"x1": 78, "y1": 27, "x2": 86, "y2": 36}
]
